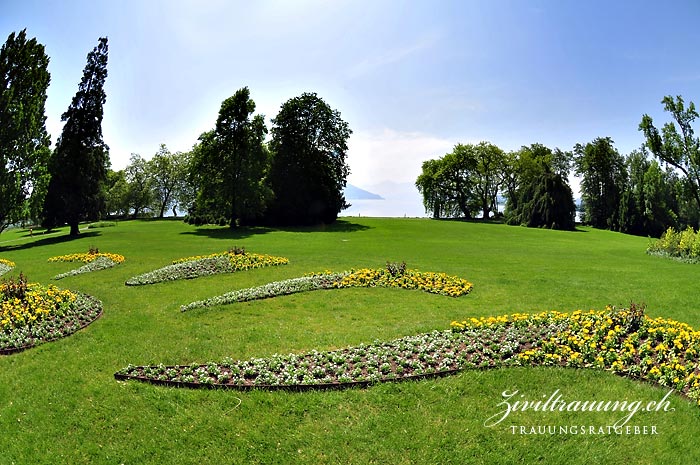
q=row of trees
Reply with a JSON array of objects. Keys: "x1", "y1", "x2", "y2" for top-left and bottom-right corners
[
  {"x1": 415, "y1": 142, "x2": 576, "y2": 230},
  {"x1": 104, "y1": 88, "x2": 353, "y2": 227},
  {"x1": 0, "y1": 30, "x2": 110, "y2": 236},
  {"x1": 104, "y1": 146, "x2": 192, "y2": 219},
  {"x1": 1, "y1": 29, "x2": 353, "y2": 236},
  {"x1": 188, "y1": 88, "x2": 351, "y2": 227},
  {"x1": 416, "y1": 95, "x2": 700, "y2": 236}
]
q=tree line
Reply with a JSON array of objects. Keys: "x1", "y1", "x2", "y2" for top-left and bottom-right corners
[
  {"x1": 1, "y1": 30, "x2": 352, "y2": 236},
  {"x1": 416, "y1": 96, "x2": 700, "y2": 236}
]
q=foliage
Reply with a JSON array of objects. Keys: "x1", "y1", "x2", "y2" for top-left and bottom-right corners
[
  {"x1": 104, "y1": 169, "x2": 130, "y2": 217},
  {"x1": 125, "y1": 250, "x2": 289, "y2": 286},
  {"x1": 416, "y1": 142, "x2": 508, "y2": 219},
  {"x1": 508, "y1": 169, "x2": 576, "y2": 230},
  {"x1": 647, "y1": 226, "x2": 700, "y2": 262},
  {"x1": 189, "y1": 87, "x2": 271, "y2": 227},
  {"x1": 574, "y1": 137, "x2": 627, "y2": 229},
  {"x1": 504, "y1": 144, "x2": 572, "y2": 218},
  {"x1": 124, "y1": 153, "x2": 153, "y2": 218},
  {"x1": 640, "y1": 95, "x2": 700, "y2": 225},
  {"x1": 149, "y1": 144, "x2": 190, "y2": 218},
  {"x1": 266, "y1": 92, "x2": 352, "y2": 225},
  {"x1": 86, "y1": 221, "x2": 117, "y2": 229},
  {"x1": 42, "y1": 37, "x2": 109, "y2": 236},
  {"x1": 0, "y1": 29, "x2": 51, "y2": 232}
]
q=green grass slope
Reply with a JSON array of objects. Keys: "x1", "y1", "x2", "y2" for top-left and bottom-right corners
[{"x1": 0, "y1": 218, "x2": 699, "y2": 464}]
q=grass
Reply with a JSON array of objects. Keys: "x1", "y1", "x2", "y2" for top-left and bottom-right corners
[{"x1": 1, "y1": 218, "x2": 700, "y2": 464}]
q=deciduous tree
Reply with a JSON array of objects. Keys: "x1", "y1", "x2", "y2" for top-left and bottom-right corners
[
  {"x1": 190, "y1": 87, "x2": 270, "y2": 226},
  {"x1": 574, "y1": 137, "x2": 626, "y2": 229},
  {"x1": 639, "y1": 95, "x2": 700, "y2": 226},
  {"x1": 267, "y1": 92, "x2": 351, "y2": 225}
]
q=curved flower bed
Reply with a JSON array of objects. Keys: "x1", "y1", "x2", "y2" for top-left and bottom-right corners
[
  {"x1": 48, "y1": 252, "x2": 125, "y2": 280},
  {"x1": 336, "y1": 267, "x2": 473, "y2": 297},
  {"x1": 0, "y1": 258, "x2": 15, "y2": 277},
  {"x1": 116, "y1": 305, "x2": 700, "y2": 404},
  {"x1": 0, "y1": 276, "x2": 103, "y2": 354},
  {"x1": 181, "y1": 268, "x2": 473, "y2": 311},
  {"x1": 125, "y1": 251, "x2": 289, "y2": 286}
]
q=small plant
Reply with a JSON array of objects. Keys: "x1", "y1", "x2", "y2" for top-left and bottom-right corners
[
  {"x1": 228, "y1": 245, "x2": 246, "y2": 255},
  {"x1": 385, "y1": 261, "x2": 406, "y2": 277},
  {"x1": 88, "y1": 246, "x2": 100, "y2": 255},
  {"x1": 1, "y1": 272, "x2": 29, "y2": 300}
]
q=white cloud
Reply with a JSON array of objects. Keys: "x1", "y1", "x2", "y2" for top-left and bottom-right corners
[{"x1": 346, "y1": 128, "x2": 458, "y2": 187}]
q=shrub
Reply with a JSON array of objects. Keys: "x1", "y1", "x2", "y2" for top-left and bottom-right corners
[{"x1": 648, "y1": 226, "x2": 700, "y2": 262}]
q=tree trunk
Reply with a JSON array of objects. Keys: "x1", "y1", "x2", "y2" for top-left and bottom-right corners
[{"x1": 69, "y1": 222, "x2": 80, "y2": 236}]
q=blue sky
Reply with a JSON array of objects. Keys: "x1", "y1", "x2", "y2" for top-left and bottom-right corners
[{"x1": 3, "y1": 0, "x2": 700, "y2": 216}]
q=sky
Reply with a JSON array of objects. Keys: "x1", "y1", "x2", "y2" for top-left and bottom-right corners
[{"x1": 3, "y1": 0, "x2": 700, "y2": 217}]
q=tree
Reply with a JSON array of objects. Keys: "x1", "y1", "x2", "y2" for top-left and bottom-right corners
[
  {"x1": 189, "y1": 87, "x2": 270, "y2": 227},
  {"x1": 43, "y1": 37, "x2": 109, "y2": 235},
  {"x1": 416, "y1": 146, "x2": 477, "y2": 219},
  {"x1": 124, "y1": 153, "x2": 152, "y2": 218},
  {"x1": 512, "y1": 168, "x2": 576, "y2": 230},
  {"x1": 639, "y1": 95, "x2": 700, "y2": 225},
  {"x1": 149, "y1": 144, "x2": 189, "y2": 218},
  {"x1": 471, "y1": 142, "x2": 506, "y2": 219},
  {"x1": 266, "y1": 92, "x2": 351, "y2": 225},
  {"x1": 0, "y1": 29, "x2": 51, "y2": 232},
  {"x1": 574, "y1": 137, "x2": 626, "y2": 230},
  {"x1": 504, "y1": 143, "x2": 576, "y2": 230},
  {"x1": 104, "y1": 169, "x2": 129, "y2": 217}
]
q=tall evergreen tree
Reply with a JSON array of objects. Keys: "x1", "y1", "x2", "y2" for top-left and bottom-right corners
[
  {"x1": 267, "y1": 92, "x2": 351, "y2": 225},
  {"x1": 43, "y1": 38, "x2": 109, "y2": 235},
  {"x1": 0, "y1": 29, "x2": 51, "y2": 232}
]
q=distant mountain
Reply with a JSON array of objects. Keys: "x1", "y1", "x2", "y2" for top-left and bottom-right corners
[{"x1": 344, "y1": 184, "x2": 384, "y2": 200}]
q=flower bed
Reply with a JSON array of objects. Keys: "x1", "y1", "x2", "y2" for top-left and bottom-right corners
[
  {"x1": 116, "y1": 304, "x2": 700, "y2": 403},
  {"x1": 48, "y1": 250, "x2": 125, "y2": 280},
  {"x1": 48, "y1": 252, "x2": 126, "y2": 264},
  {"x1": 125, "y1": 251, "x2": 289, "y2": 286},
  {"x1": 0, "y1": 258, "x2": 15, "y2": 277},
  {"x1": 334, "y1": 267, "x2": 473, "y2": 297},
  {"x1": 452, "y1": 304, "x2": 700, "y2": 403},
  {"x1": 181, "y1": 267, "x2": 473, "y2": 311},
  {"x1": 0, "y1": 275, "x2": 103, "y2": 354},
  {"x1": 181, "y1": 272, "x2": 348, "y2": 311}
]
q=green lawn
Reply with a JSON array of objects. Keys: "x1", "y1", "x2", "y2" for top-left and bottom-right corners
[{"x1": 1, "y1": 218, "x2": 699, "y2": 464}]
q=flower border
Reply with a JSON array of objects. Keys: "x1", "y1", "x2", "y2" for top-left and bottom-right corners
[
  {"x1": 115, "y1": 305, "x2": 700, "y2": 404},
  {"x1": 125, "y1": 252, "x2": 289, "y2": 286},
  {"x1": 0, "y1": 292, "x2": 103, "y2": 355},
  {"x1": 0, "y1": 259, "x2": 15, "y2": 277},
  {"x1": 181, "y1": 269, "x2": 473, "y2": 311}
]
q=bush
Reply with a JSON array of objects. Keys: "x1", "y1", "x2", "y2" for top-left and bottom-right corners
[{"x1": 648, "y1": 226, "x2": 700, "y2": 262}]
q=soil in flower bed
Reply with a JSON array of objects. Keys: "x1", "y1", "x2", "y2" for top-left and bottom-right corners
[{"x1": 0, "y1": 293, "x2": 103, "y2": 355}]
